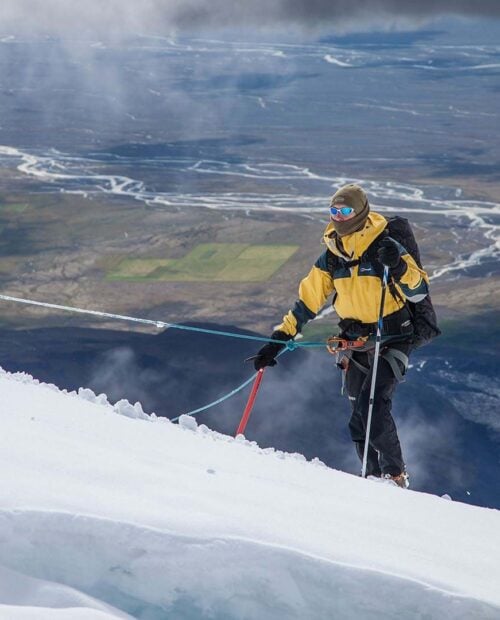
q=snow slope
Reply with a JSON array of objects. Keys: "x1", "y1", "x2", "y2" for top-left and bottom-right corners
[{"x1": 1, "y1": 367, "x2": 499, "y2": 619}]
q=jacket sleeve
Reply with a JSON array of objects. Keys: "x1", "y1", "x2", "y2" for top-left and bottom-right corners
[
  {"x1": 395, "y1": 247, "x2": 430, "y2": 302},
  {"x1": 276, "y1": 252, "x2": 335, "y2": 338}
]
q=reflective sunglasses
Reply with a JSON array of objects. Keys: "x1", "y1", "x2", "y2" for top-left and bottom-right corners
[{"x1": 330, "y1": 206, "x2": 354, "y2": 217}]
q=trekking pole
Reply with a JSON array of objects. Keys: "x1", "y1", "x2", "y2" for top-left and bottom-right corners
[
  {"x1": 235, "y1": 368, "x2": 265, "y2": 437},
  {"x1": 361, "y1": 265, "x2": 389, "y2": 479}
]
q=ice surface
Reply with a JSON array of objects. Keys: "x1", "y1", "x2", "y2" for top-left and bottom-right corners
[
  {"x1": 0, "y1": 565, "x2": 132, "y2": 619},
  {"x1": 1, "y1": 367, "x2": 499, "y2": 619}
]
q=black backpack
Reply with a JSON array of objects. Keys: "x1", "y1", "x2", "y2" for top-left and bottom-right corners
[{"x1": 327, "y1": 216, "x2": 441, "y2": 348}]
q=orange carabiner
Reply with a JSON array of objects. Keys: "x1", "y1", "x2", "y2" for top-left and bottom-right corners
[{"x1": 326, "y1": 336, "x2": 368, "y2": 355}]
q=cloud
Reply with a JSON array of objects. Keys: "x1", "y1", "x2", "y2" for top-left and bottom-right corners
[
  {"x1": 211, "y1": 350, "x2": 360, "y2": 474},
  {"x1": 397, "y1": 404, "x2": 465, "y2": 489},
  {"x1": 172, "y1": 1, "x2": 500, "y2": 31},
  {"x1": 1, "y1": 1, "x2": 499, "y2": 41},
  {"x1": 89, "y1": 346, "x2": 165, "y2": 413}
]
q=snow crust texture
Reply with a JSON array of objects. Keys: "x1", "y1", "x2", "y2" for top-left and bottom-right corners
[{"x1": 1, "y1": 367, "x2": 500, "y2": 619}]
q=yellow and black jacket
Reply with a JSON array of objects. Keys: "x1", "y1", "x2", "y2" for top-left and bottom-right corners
[{"x1": 277, "y1": 212, "x2": 429, "y2": 338}]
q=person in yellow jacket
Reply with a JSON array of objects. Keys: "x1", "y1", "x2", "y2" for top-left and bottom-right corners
[{"x1": 253, "y1": 184, "x2": 430, "y2": 488}]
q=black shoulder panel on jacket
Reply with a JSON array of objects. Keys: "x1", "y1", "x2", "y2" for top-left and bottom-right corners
[{"x1": 315, "y1": 250, "x2": 332, "y2": 273}]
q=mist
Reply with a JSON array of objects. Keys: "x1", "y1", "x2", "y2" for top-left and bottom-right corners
[
  {"x1": 2, "y1": 0, "x2": 499, "y2": 155},
  {"x1": 1, "y1": 1, "x2": 500, "y2": 41}
]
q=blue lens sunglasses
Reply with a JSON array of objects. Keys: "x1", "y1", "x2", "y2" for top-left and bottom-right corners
[{"x1": 330, "y1": 206, "x2": 354, "y2": 217}]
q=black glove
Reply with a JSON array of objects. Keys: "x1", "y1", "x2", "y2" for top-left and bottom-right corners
[
  {"x1": 377, "y1": 237, "x2": 400, "y2": 268},
  {"x1": 377, "y1": 238, "x2": 408, "y2": 280},
  {"x1": 252, "y1": 330, "x2": 290, "y2": 371}
]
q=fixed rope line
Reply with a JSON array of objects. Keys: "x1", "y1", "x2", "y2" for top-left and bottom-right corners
[
  {"x1": 171, "y1": 349, "x2": 290, "y2": 422},
  {"x1": 0, "y1": 294, "x2": 317, "y2": 422},
  {"x1": 0, "y1": 294, "x2": 325, "y2": 348},
  {"x1": 171, "y1": 372, "x2": 257, "y2": 423}
]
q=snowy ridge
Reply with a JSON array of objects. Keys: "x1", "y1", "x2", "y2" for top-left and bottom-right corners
[
  {"x1": 3, "y1": 367, "x2": 152, "y2": 421},
  {"x1": 1, "y1": 367, "x2": 500, "y2": 619}
]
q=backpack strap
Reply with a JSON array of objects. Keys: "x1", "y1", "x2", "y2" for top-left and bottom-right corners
[
  {"x1": 361, "y1": 224, "x2": 409, "y2": 306},
  {"x1": 326, "y1": 220, "x2": 412, "y2": 309},
  {"x1": 326, "y1": 249, "x2": 361, "y2": 273}
]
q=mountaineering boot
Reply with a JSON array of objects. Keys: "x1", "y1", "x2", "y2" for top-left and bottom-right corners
[{"x1": 382, "y1": 471, "x2": 409, "y2": 489}]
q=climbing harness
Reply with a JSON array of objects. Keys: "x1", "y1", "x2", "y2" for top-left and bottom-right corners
[
  {"x1": 326, "y1": 336, "x2": 370, "y2": 397},
  {"x1": 382, "y1": 348, "x2": 409, "y2": 383}
]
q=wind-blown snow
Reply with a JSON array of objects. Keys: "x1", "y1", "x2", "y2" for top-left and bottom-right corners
[{"x1": 1, "y1": 367, "x2": 499, "y2": 619}]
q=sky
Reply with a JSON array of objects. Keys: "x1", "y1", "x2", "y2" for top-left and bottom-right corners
[{"x1": 1, "y1": 0, "x2": 500, "y2": 40}]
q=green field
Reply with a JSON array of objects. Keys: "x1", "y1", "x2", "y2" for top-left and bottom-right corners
[
  {"x1": 1, "y1": 203, "x2": 29, "y2": 213},
  {"x1": 107, "y1": 243, "x2": 299, "y2": 282},
  {"x1": 0, "y1": 196, "x2": 30, "y2": 213}
]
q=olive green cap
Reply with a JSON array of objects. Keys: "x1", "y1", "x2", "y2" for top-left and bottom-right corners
[{"x1": 330, "y1": 184, "x2": 370, "y2": 237}]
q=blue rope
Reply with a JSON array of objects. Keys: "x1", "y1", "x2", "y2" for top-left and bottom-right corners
[
  {"x1": 0, "y1": 294, "x2": 326, "y2": 420},
  {"x1": 171, "y1": 348, "x2": 290, "y2": 422},
  {"x1": 0, "y1": 294, "x2": 326, "y2": 347},
  {"x1": 164, "y1": 322, "x2": 325, "y2": 348},
  {"x1": 171, "y1": 373, "x2": 257, "y2": 423}
]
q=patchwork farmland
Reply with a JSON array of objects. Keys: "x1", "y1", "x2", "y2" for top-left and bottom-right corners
[{"x1": 107, "y1": 243, "x2": 299, "y2": 282}]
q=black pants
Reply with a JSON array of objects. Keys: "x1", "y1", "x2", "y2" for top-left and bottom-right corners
[{"x1": 345, "y1": 342, "x2": 411, "y2": 477}]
